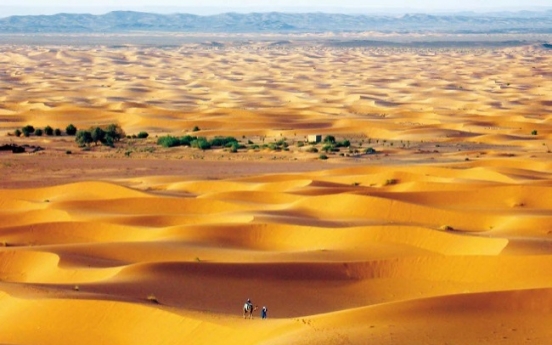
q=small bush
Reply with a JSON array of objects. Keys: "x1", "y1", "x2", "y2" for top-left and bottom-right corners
[
  {"x1": 14, "y1": 129, "x2": 21, "y2": 137},
  {"x1": 66, "y1": 124, "x2": 77, "y2": 136},
  {"x1": 34, "y1": 128, "x2": 43, "y2": 136},
  {"x1": 192, "y1": 137, "x2": 211, "y2": 150},
  {"x1": 229, "y1": 143, "x2": 239, "y2": 153},
  {"x1": 531, "y1": 130, "x2": 538, "y2": 136},
  {"x1": 179, "y1": 135, "x2": 196, "y2": 146},
  {"x1": 365, "y1": 147, "x2": 377, "y2": 154},
  {"x1": 323, "y1": 135, "x2": 336, "y2": 144},
  {"x1": 65, "y1": 150, "x2": 72, "y2": 155},
  {"x1": 322, "y1": 144, "x2": 333, "y2": 153},
  {"x1": 44, "y1": 126, "x2": 54, "y2": 136},
  {"x1": 54, "y1": 128, "x2": 62, "y2": 136},
  {"x1": 22, "y1": 125, "x2": 35, "y2": 137},
  {"x1": 319, "y1": 154, "x2": 328, "y2": 160},
  {"x1": 335, "y1": 139, "x2": 350, "y2": 148},
  {"x1": 137, "y1": 131, "x2": 149, "y2": 139},
  {"x1": 157, "y1": 135, "x2": 180, "y2": 148},
  {"x1": 192, "y1": 126, "x2": 200, "y2": 132},
  {"x1": 210, "y1": 136, "x2": 238, "y2": 147}
]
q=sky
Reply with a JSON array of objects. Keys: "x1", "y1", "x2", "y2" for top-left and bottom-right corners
[{"x1": 0, "y1": 0, "x2": 551, "y2": 16}]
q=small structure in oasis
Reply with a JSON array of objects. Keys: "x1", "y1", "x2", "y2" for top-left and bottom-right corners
[{"x1": 307, "y1": 135, "x2": 322, "y2": 143}]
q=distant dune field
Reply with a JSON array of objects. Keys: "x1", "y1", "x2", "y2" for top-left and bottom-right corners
[{"x1": 1, "y1": 38, "x2": 552, "y2": 345}]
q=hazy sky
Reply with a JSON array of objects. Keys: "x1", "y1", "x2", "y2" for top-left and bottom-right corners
[{"x1": 1, "y1": 0, "x2": 551, "y2": 16}]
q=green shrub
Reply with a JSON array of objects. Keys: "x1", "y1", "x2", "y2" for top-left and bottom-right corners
[
  {"x1": 22, "y1": 125, "x2": 35, "y2": 137},
  {"x1": 192, "y1": 137, "x2": 211, "y2": 150},
  {"x1": 105, "y1": 124, "x2": 125, "y2": 142},
  {"x1": 210, "y1": 136, "x2": 238, "y2": 147},
  {"x1": 531, "y1": 130, "x2": 538, "y2": 136},
  {"x1": 44, "y1": 126, "x2": 54, "y2": 136},
  {"x1": 323, "y1": 135, "x2": 336, "y2": 144},
  {"x1": 91, "y1": 127, "x2": 106, "y2": 145},
  {"x1": 137, "y1": 131, "x2": 149, "y2": 139},
  {"x1": 14, "y1": 129, "x2": 21, "y2": 137},
  {"x1": 103, "y1": 135, "x2": 115, "y2": 148},
  {"x1": 54, "y1": 128, "x2": 62, "y2": 136},
  {"x1": 319, "y1": 154, "x2": 328, "y2": 160},
  {"x1": 157, "y1": 135, "x2": 180, "y2": 148},
  {"x1": 192, "y1": 126, "x2": 200, "y2": 132},
  {"x1": 229, "y1": 142, "x2": 239, "y2": 153},
  {"x1": 66, "y1": 124, "x2": 77, "y2": 136},
  {"x1": 75, "y1": 130, "x2": 93, "y2": 147},
  {"x1": 336, "y1": 139, "x2": 350, "y2": 148},
  {"x1": 365, "y1": 147, "x2": 377, "y2": 154},
  {"x1": 179, "y1": 135, "x2": 196, "y2": 146},
  {"x1": 34, "y1": 128, "x2": 43, "y2": 136}
]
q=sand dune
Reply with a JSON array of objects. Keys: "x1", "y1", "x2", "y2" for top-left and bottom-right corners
[
  {"x1": 1, "y1": 38, "x2": 552, "y2": 344},
  {"x1": 2, "y1": 162, "x2": 552, "y2": 343}
]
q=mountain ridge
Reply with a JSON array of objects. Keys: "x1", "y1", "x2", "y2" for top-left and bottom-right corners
[{"x1": 1, "y1": 10, "x2": 552, "y2": 33}]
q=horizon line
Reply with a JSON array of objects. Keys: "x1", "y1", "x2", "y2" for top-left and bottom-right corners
[{"x1": 1, "y1": 5, "x2": 552, "y2": 17}]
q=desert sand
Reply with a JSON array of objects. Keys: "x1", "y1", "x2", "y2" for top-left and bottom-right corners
[{"x1": 1, "y1": 36, "x2": 552, "y2": 344}]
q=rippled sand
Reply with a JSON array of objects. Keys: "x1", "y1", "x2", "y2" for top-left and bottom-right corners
[{"x1": 1, "y1": 39, "x2": 552, "y2": 345}]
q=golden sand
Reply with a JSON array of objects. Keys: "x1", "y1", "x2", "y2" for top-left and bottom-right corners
[{"x1": 1, "y1": 40, "x2": 552, "y2": 344}]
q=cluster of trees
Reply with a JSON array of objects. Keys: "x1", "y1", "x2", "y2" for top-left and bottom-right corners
[
  {"x1": 75, "y1": 124, "x2": 126, "y2": 147},
  {"x1": 157, "y1": 135, "x2": 244, "y2": 152},
  {"x1": 14, "y1": 124, "x2": 77, "y2": 137},
  {"x1": 322, "y1": 135, "x2": 350, "y2": 147},
  {"x1": 154, "y1": 133, "x2": 377, "y2": 158}
]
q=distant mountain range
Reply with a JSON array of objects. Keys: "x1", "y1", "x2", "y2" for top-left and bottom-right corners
[{"x1": 1, "y1": 10, "x2": 552, "y2": 33}]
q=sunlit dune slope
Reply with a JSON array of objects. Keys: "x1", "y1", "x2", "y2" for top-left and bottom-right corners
[
  {"x1": 1, "y1": 160, "x2": 552, "y2": 344},
  {"x1": 1, "y1": 41, "x2": 552, "y2": 345}
]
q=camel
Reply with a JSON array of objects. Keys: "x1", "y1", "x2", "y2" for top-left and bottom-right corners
[{"x1": 243, "y1": 302, "x2": 258, "y2": 319}]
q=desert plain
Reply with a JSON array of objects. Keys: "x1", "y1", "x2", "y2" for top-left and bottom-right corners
[{"x1": 1, "y1": 34, "x2": 552, "y2": 344}]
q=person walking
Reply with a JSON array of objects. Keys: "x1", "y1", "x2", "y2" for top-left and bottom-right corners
[{"x1": 261, "y1": 306, "x2": 268, "y2": 319}]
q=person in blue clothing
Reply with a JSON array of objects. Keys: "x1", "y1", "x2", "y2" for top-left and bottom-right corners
[{"x1": 261, "y1": 306, "x2": 268, "y2": 319}]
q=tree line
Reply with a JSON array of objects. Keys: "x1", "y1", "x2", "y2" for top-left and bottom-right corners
[
  {"x1": 13, "y1": 124, "x2": 78, "y2": 137},
  {"x1": 157, "y1": 135, "x2": 244, "y2": 152},
  {"x1": 75, "y1": 124, "x2": 127, "y2": 147},
  {"x1": 12, "y1": 123, "x2": 149, "y2": 149}
]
